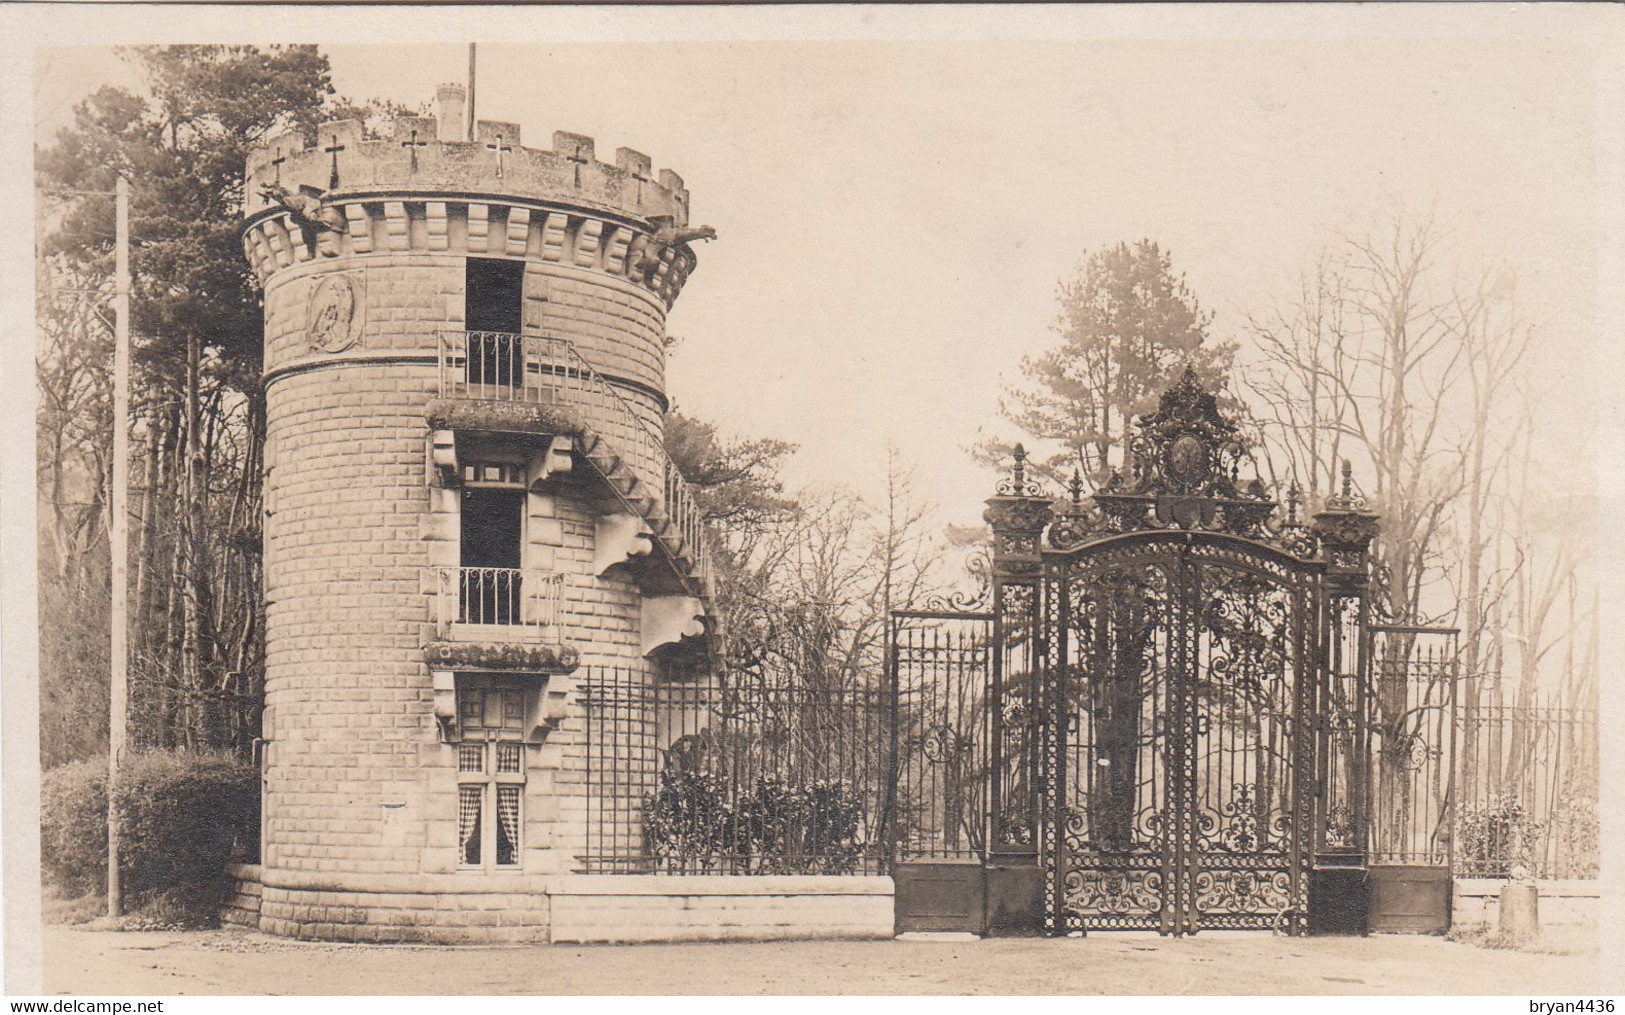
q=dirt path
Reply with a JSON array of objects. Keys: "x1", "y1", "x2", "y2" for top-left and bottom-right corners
[{"x1": 41, "y1": 925, "x2": 1605, "y2": 995}]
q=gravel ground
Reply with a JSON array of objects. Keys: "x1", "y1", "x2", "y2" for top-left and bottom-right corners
[{"x1": 41, "y1": 924, "x2": 1606, "y2": 995}]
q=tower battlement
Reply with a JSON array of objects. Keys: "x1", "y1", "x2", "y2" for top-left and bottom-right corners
[
  {"x1": 246, "y1": 115, "x2": 691, "y2": 228},
  {"x1": 242, "y1": 111, "x2": 715, "y2": 309}
]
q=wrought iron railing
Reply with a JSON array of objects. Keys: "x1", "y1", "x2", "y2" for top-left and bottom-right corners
[
  {"x1": 433, "y1": 566, "x2": 564, "y2": 635},
  {"x1": 1454, "y1": 703, "x2": 1598, "y2": 879},
  {"x1": 1368, "y1": 626, "x2": 1458, "y2": 868},
  {"x1": 438, "y1": 330, "x2": 711, "y2": 583},
  {"x1": 1367, "y1": 625, "x2": 1599, "y2": 879},
  {"x1": 890, "y1": 612, "x2": 995, "y2": 862},
  {"x1": 579, "y1": 668, "x2": 892, "y2": 875}
]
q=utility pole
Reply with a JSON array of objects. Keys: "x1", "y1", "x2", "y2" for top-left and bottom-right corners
[
  {"x1": 467, "y1": 43, "x2": 477, "y2": 141},
  {"x1": 108, "y1": 174, "x2": 130, "y2": 918}
]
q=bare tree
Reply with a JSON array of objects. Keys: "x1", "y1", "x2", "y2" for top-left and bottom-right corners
[
  {"x1": 722, "y1": 449, "x2": 940, "y2": 694},
  {"x1": 1247, "y1": 215, "x2": 1471, "y2": 625},
  {"x1": 1241, "y1": 214, "x2": 1599, "y2": 847}
]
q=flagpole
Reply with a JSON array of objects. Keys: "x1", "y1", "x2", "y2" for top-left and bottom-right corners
[{"x1": 467, "y1": 43, "x2": 477, "y2": 141}]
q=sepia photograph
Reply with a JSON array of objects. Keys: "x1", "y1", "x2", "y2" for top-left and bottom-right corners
[{"x1": 2, "y1": 2, "x2": 1621, "y2": 1001}]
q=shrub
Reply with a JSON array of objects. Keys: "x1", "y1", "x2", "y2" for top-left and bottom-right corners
[
  {"x1": 644, "y1": 768, "x2": 866, "y2": 875},
  {"x1": 40, "y1": 751, "x2": 259, "y2": 925},
  {"x1": 40, "y1": 758, "x2": 109, "y2": 899},
  {"x1": 1457, "y1": 794, "x2": 1541, "y2": 877}
]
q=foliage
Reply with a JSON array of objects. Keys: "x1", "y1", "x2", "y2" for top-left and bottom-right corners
[
  {"x1": 40, "y1": 751, "x2": 259, "y2": 924},
  {"x1": 992, "y1": 240, "x2": 1235, "y2": 486},
  {"x1": 1545, "y1": 796, "x2": 1599, "y2": 879},
  {"x1": 35, "y1": 46, "x2": 402, "y2": 763},
  {"x1": 40, "y1": 759, "x2": 110, "y2": 899},
  {"x1": 665, "y1": 411, "x2": 799, "y2": 538},
  {"x1": 1456, "y1": 794, "x2": 1540, "y2": 877},
  {"x1": 666, "y1": 410, "x2": 941, "y2": 692},
  {"x1": 644, "y1": 767, "x2": 866, "y2": 875},
  {"x1": 1244, "y1": 215, "x2": 1594, "y2": 811},
  {"x1": 38, "y1": 559, "x2": 112, "y2": 770},
  {"x1": 716, "y1": 474, "x2": 939, "y2": 692}
]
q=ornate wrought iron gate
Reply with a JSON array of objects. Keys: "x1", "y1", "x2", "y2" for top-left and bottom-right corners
[
  {"x1": 1039, "y1": 538, "x2": 1322, "y2": 933},
  {"x1": 967, "y1": 369, "x2": 1383, "y2": 937}
]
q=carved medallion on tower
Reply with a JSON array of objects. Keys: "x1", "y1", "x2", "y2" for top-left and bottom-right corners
[{"x1": 307, "y1": 273, "x2": 364, "y2": 353}]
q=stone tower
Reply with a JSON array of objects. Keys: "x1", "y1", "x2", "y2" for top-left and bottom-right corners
[{"x1": 240, "y1": 89, "x2": 716, "y2": 942}]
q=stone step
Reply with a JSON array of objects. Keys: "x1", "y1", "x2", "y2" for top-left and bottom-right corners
[{"x1": 575, "y1": 427, "x2": 704, "y2": 587}]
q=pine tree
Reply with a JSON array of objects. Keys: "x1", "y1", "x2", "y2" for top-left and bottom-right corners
[
  {"x1": 34, "y1": 46, "x2": 396, "y2": 761},
  {"x1": 994, "y1": 240, "x2": 1235, "y2": 486}
]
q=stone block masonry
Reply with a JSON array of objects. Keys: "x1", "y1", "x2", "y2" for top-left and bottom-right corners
[
  {"x1": 238, "y1": 91, "x2": 832, "y2": 945},
  {"x1": 548, "y1": 876, "x2": 897, "y2": 944},
  {"x1": 221, "y1": 866, "x2": 897, "y2": 945}
]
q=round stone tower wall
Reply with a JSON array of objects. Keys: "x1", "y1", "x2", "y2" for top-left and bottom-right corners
[{"x1": 243, "y1": 112, "x2": 707, "y2": 942}]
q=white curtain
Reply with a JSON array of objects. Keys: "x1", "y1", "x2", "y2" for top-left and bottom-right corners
[
  {"x1": 459, "y1": 785, "x2": 483, "y2": 864},
  {"x1": 497, "y1": 785, "x2": 522, "y2": 864}
]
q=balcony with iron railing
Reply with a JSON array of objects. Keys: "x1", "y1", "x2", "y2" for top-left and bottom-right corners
[
  {"x1": 433, "y1": 566, "x2": 566, "y2": 643},
  {"x1": 436, "y1": 330, "x2": 712, "y2": 589}
]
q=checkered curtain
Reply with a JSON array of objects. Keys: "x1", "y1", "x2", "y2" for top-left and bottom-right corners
[
  {"x1": 497, "y1": 785, "x2": 522, "y2": 863},
  {"x1": 459, "y1": 785, "x2": 483, "y2": 864}
]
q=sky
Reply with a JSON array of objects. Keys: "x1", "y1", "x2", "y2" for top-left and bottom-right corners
[{"x1": 24, "y1": 8, "x2": 1613, "y2": 537}]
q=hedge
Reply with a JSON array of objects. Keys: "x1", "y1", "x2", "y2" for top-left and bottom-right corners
[{"x1": 41, "y1": 751, "x2": 259, "y2": 924}]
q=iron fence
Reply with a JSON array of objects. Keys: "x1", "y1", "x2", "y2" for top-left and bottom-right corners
[
  {"x1": 1368, "y1": 626, "x2": 1457, "y2": 867},
  {"x1": 579, "y1": 668, "x2": 892, "y2": 874},
  {"x1": 1455, "y1": 703, "x2": 1598, "y2": 879},
  {"x1": 890, "y1": 612, "x2": 995, "y2": 861},
  {"x1": 1364, "y1": 626, "x2": 1598, "y2": 879},
  {"x1": 576, "y1": 640, "x2": 1598, "y2": 882}
]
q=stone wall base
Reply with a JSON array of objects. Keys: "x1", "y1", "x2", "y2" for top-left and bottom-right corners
[
  {"x1": 220, "y1": 866, "x2": 895, "y2": 944},
  {"x1": 221, "y1": 863, "x2": 263, "y2": 928},
  {"x1": 548, "y1": 875, "x2": 895, "y2": 944},
  {"x1": 1452, "y1": 878, "x2": 1599, "y2": 928}
]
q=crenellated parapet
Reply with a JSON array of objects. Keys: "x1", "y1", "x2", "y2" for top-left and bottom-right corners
[{"x1": 242, "y1": 115, "x2": 711, "y2": 308}]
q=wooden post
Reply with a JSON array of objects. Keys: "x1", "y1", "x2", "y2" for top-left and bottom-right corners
[{"x1": 108, "y1": 174, "x2": 130, "y2": 918}]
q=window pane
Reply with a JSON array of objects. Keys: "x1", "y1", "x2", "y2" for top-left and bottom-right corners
[
  {"x1": 458, "y1": 744, "x2": 485, "y2": 773},
  {"x1": 460, "y1": 490, "x2": 524, "y2": 570},
  {"x1": 496, "y1": 743, "x2": 522, "y2": 774},
  {"x1": 459, "y1": 785, "x2": 483, "y2": 865},
  {"x1": 496, "y1": 785, "x2": 521, "y2": 866},
  {"x1": 502, "y1": 689, "x2": 526, "y2": 726},
  {"x1": 459, "y1": 689, "x2": 484, "y2": 725}
]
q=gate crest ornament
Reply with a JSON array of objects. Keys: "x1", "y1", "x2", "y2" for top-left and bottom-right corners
[{"x1": 1090, "y1": 366, "x2": 1276, "y2": 537}]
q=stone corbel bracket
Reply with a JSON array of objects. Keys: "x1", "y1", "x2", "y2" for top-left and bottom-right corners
[
  {"x1": 430, "y1": 429, "x2": 459, "y2": 487},
  {"x1": 641, "y1": 594, "x2": 707, "y2": 657},
  {"x1": 594, "y1": 512, "x2": 655, "y2": 576},
  {"x1": 533, "y1": 670, "x2": 578, "y2": 740},
  {"x1": 431, "y1": 669, "x2": 458, "y2": 742},
  {"x1": 526, "y1": 435, "x2": 574, "y2": 488}
]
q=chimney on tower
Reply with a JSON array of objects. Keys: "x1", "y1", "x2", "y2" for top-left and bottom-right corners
[{"x1": 436, "y1": 83, "x2": 467, "y2": 143}]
